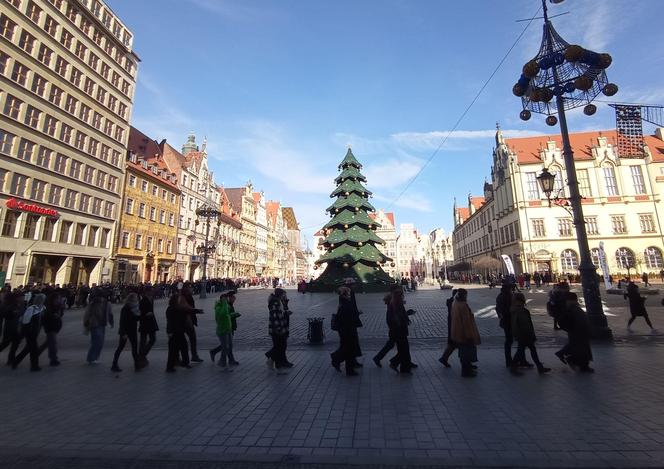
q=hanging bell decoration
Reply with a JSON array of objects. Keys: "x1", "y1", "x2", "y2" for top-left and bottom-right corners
[
  {"x1": 583, "y1": 104, "x2": 597, "y2": 116},
  {"x1": 545, "y1": 115, "x2": 558, "y2": 126}
]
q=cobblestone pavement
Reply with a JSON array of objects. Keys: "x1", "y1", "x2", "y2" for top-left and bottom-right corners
[{"x1": 1, "y1": 286, "x2": 663, "y2": 468}]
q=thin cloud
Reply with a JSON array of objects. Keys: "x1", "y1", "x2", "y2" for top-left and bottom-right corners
[
  {"x1": 184, "y1": 0, "x2": 283, "y2": 22},
  {"x1": 390, "y1": 129, "x2": 541, "y2": 151}
]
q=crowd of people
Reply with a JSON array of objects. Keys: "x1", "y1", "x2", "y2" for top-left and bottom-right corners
[{"x1": 0, "y1": 275, "x2": 656, "y2": 375}]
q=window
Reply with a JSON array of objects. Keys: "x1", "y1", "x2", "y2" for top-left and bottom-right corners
[
  {"x1": 159, "y1": 209, "x2": 165, "y2": 223},
  {"x1": 78, "y1": 193, "x2": 90, "y2": 212},
  {"x1": 42, "y1": 218, "x2": 55, "y2": 242},
  {"x1": 146, "y1": 237, "x2": 153, "y2": 252},
  {"x1": 138, "y1": 202, "x2": 146, "y2": 217},
  {"x1": 24, "y1": 106, "x2": 41, "y2": 128},
  {"x1": 59, "y1": 123, "x2": 73, "y2": 144},
  {"x1": 92, "y1": 112, "x2": 102, "y2": 130},
  {"x1": 31, "y1": 73, "x2": 47, "y2": 96},
  {"x1": 78, "y1": 103, "x2": 91, "y2": 123},
  {"x1": 107, "y1": 175, "x2": 118, "y2": 192},
  {"x1": 74, "y1": 223, "x2": 85, "y2": 245},
  {"x1": 585, "y1": 217, "x2": 599, "y2": 235},
  {"x1": 69, "y1": 67, "x2": 82, "y2": 87},
  {"x1": 141, "y1": 180, "x2": 148, "y2": 192},
  {"x1": 58, "y1": 221, "x2": 71, "y2": 243},
  {"x1": 8, "y1": 0, "x2": 21, "y2": 8},
  {"x1": 69, "y1": 160, "x2": 81, "y2": 178},
  {"x1": 100, "y1": 62, "x2": 109, "y2": 79},
  {"x1": 524, "y1": 172, "x2": 540, "y2": 200},
  {"x1": 151, "y1": 184, "x2": 158, "y2": 196},
  {"x1": 103, "y1": 202, "x2": 114, "y2": 218},
  {"x1": 27, "y1": 1, "x2": 42, "y2": 23},
  {"x1": 60, "y1": 29, "x2": 73, "y2": 49},
  {"x1": 95, "y1": 171, "x2": 106, "y2": 188},
  {"x1": 603, "y1": 166, "x2": 619, "y2": 196},
  {"x1": 83, "y1": 77, "x2": 94, "y2": 95},
  {"x1": 88, "y1": 52, "x2": 99, "y2": 70},
  {"x1": 3, "y1": 95, "x2": 23, "y2": 119},
  {"x1": 577, "y1": 169, "x2": 592, "y2": 198},
  {"x1": 121, "y1": 231, "x2": 130, "y2": 248},
  {"x1": 19, "y1": 31, "x2": 36, "y2": 54},
  {"x1": 44, "y1": 16, "x2": 58, "y2": 37},
  {"x1": 168, "y1": 213, "x2": 174, "y2": 226},
  {"x1": 100, "y1": 228, "x2": 110, "y2": 248},
  {"x1": 74, "y1": 131, "x2": 86, "y2": 150},
  {"x1": 590, "y1": 248, "x2": 600, "y2": 267},
  {"x1": 11, "y1": 62, "x2": 29, "y2": 86},
  {"x1": 167, "y1": 240, "x2": 173, "y2": 254},
  {"x1": 47, "y1": 0, "x2": 63, "y2": 7},
  {"x1": 65, "y1": 95, "x2": 78, "y2": 114},
  {"x1": 125, "y1": 198, "x2": 134, "y2": 214},
  {"x1": 170, "y1": 194, "x2": 175, "y2": 204},
  {"x1": 48, "y1": 85, "x2": 63, "y2": 106},
  {"x1": 38, "y1": 44, "x2": 53, "y2": 66},
  {"x1": 615, "y1": 247, "x2": 635, "y2": 270},
  {"x1": 23, "y1": 214, "x2": 39, "y2": 239},
  {"x1": 157, "y1": 239, "x2": 163, "y2": 253},
  {"x1": 611, "y1": 215, "x2": 627, "y2": 234},
  {"x1": 114, "y1": 126, "x2": 124, "y2": 142},
  {"x1": 150, "y1": 206, "x2": 157, "y2": 220},
  {"x1": 36, "y1": 147, "x2": 51, "y2": 167},
  {"x1": 0, "y1": 51, "x2": 9, "y2": 74},
  {"x1": 87, "y1": 226, "x2": 97, "y2": 246},
  {"x1": 96, "y1": 86, "x2": 106, "y2": 104},
  {"x1": 644, "y1": 247, "x2": 664, "y2": 269},
  {"x1": 121, "y1": 80, "x2": 130, "y2": 96},
  {"x1": 557, "y1": 218, "x2": 573, "y2": 237},
  {"x1": 0, "y1": 15, "x2": 17, "y2": 41},
  {"x1": 10, "y1": 173, "x2": 28, "y2": 196},
  {"x1": 17, "y1": 139, "x2": 35, "y2": 161},
  {"x1": 560, "y1": 249, "x2": 579, "y2": 271},
  {"x1": 0, "y1": 129, "x2": 15, "y2": 154},
  {"x1": 65, "y1": 3, "x2": 78, "y2": 21},
  {"x1": 54, "y1": 154, "x2": 68, "y2": 173},
  {"x1": 43, "y1": 115, "x2": 57, "y2": 136},
  {"x1": 134, "y1": 234, "x2": 142, "y2": 250},
  {"x1": 80, "y1": 18, "x2": 91, "y2": 34},
  {"x1": 30, "y1": 179, "x2": 46, "y2": 201},
  {"x1": 75, "y1": 41, "x2": 87, "y2": 60},
  {"x1": 55, "y1": 57, "x2": 69, "y2": 77},
  {"x1": 108, "y1": 95, "x2": 117, "y2": 112},
  {"x1": 103, "y1": 119, "x2": 113, "y2": 135},
  {"x1": 92, "y1": 28, "x2": 102, "y2": 46},
  {"x1": 83, "y1": 165, "x2": 94, "y2": 184},
  {"x1": 630, "y1": 166, "x2": 646, "y2": 194},
  {"x1": 2, "y1": 211, "x2": 19, "y2": 237},
  {"x1": 639, "y1": 214, "x2": 655, "y2": 233},
  {"x1": 48, "y1": 185, "x2": 62, "y2": 205}
]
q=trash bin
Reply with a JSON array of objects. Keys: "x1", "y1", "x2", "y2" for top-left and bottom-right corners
[{"x1": 307, "y1": 317, "x2": 325, "y2": 344}]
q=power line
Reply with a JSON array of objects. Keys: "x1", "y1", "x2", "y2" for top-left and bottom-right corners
[{"x1": 386, "y1": 4, "x2": 543, "y2": 210}]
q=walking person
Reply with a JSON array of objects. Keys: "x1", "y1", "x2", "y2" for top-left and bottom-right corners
[
  {"x1": 0, "y1": 291, "x2": 24, "y2": 366},
  {"x1": 450, "y1": 289, "x2": 481, "y2": 377},
  {"x1": 510, "y1": 293, "x2": 551, "y2": 375},
  {"x1": 373, "y1": 293, "x2": 395, "y2": 367},
  {"x1": 331, "y1": 287, "x2": 361, "y2": 376},
  {"x1": 138, "y1": 287, "x2": 159, "y2": 368},
  {"x1": 180, "y1": 284, "x2": 203, "y2": 362},
  {"x1": 642, "y1": 272, "x2": 650, "y2": 287},
  {"x1": 227, "y1": 290, "x2": 240, "y2": 366},
  {"x1": 561, "y1": 292, "x2": 594, "y2": 373},
  {"x1": 83, "y1": 289, "x2": 113, "y2": 365},
  {"x1": 495, "y1": 283, "x2": 515, "y2": 370},
  {"x1": 12, "y1": 293, "x2": 46, "y2": 371},
  {"x1": 110, "y1": 293, "x2": 140, "y2": 372},
  {"x1": 165, "y1": 293, "x2": 189, "y2": 372},
  {"x1": 386, "y1": 287, "x2": 413, "y2": 374},
  {"x1": 439, "y1": 289, "x2": 458, "y2": 367},
  {"x1": 624, "y1": 282, "x2": 655, "y2": 331},
  {"x1": 210, "y1": 290, "x2": 233, "y2": 371},
  {"x1": 38, "y1": 289, "x2": 65, "y2": 366},
  {"x1": 265, "y1": 288, "x2": 292, "y2": 372}
]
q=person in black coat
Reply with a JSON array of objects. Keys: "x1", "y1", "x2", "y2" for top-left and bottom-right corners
[
  {"x1": 439, "y1": 289, "x2": 458, "y2": 367},
  {"x1": 373, "y1": 293, "x2": 395, "y2": 367},
  {"x1": 331, "y1": 287, "x2": 360, "y2": 376},
  {"x1": 12, "y1": 293, "x2": 45, "y2": 371},
  {"x1": 165, "y1": 293, "x2": 190, "y2": 372},
  {"x1": 346, "y1": 283, "x2": 363, "y2": 367},
  {"x1": 0, "y1": 291, "x2": 24, "y2": 366},
  {"x1": 181, "y1": 284, "x2": 203, "y2": 362},
  {"x1": 386, "y1": 287, "x2": 412, "y2": 374},
  {"x1": 111, "y1": 293, "x2": 140, "y2": 372},
  {"x1": 37, "y1": 289, "x2": 65, "y2": 366},
  {"x1": 138, "y1": 287, "x2": 159, "y2": 367},
  {"x1": 495, "y1": 283, "x2": 515, "y2": 368},
  {"x1": 562, "y1": 292, "x2": 594, "y2": 373},
  {"x1": 624, "y1": 282, "x2": 655, "y2": 331}
]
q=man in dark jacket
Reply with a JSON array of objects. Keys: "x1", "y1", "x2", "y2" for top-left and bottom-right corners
[
  {"x1": 439, "y1": 289, "x2": 458, "y2": 367},
  {"x1": 165, "y1": 294, "x2": 190, "y2": 372},
  {"x1": 138, "y1": 287, "x2": 159, "y2": 367},
  {"x1": 495, "y1": 283, "x2": 515, "y2": 368},
  {"x1": 181, "y1": 284, "x2": 203, "y2": 362}
]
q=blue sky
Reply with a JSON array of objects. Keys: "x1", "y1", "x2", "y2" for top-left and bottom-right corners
[{"x1": 109, "y1": 0, "x2": 664, "y2": 246}]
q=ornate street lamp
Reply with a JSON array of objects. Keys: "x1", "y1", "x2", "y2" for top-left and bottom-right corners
[
  {"x1": 514, "y1": 0, "x2": 613, "y2": 338},
  {"x1": 195, "y1": 204, "x2": 221, "y2": 298}
]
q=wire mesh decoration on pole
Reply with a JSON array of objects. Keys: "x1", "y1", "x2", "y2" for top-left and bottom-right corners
[{"x1": 612, "y1": 105, "x2": 645, "y2": 158}]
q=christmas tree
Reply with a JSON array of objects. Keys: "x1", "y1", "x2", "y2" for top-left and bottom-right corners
[{"x1": 312, "y1": 148, "x2": 395, "y2": 291}]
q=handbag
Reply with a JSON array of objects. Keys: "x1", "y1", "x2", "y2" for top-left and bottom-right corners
[{"x1": 330, "y1": 313, "x2": 339, "y2": 331}]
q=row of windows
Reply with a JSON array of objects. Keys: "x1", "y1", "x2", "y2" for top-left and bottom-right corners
[
  {"x1": 524, "y1": 165, "x2": 647, "y2": 201},
  {"x1": 0, "y1": 169, "x2": 116, "y2": 219},
  {"x1": 127, "y1": 174, "x2": 177, "y2": 203},
  {"x1": 0, "y1": 48, "x2": 128, "y2": 144},
  {"x1": 455, "y1": 221, "x2": 520, "y2": 259},
  {"x1": 1, "y1": 209, "x2": 111, "y2": 248},
  {"x1": 530, "y1": 214, "x2": 656, "y2": 238},
  {"x1": 559, "y1": 247, "x2": 664, "y2": 271},
  {"x1": 124, "y1": 198, "x2": 175, "y2": 226},
  {"x1": 0, "y1": 129, "x2": 119, "y2": 193},
  {"x1": 5, "y1": 0, "x2": 135, "y2": 84},
  {"x1": 120, "y1": 231, "x2": 173, "y2": 254}
]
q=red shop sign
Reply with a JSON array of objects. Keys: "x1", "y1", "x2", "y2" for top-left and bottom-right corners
[{"x1": 5, "y1": 198, "x2": 60, "y2": 218}]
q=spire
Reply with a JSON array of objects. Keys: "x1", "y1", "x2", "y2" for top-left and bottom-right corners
[
  {"x1": 201, "y1": 136, "x2": 207, "y2": 154},
  {"x1": 495, "y1": 122, "x2": 504, "y2": 147}
]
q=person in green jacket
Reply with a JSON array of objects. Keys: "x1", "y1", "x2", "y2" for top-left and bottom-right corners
[{"x1": 210, "y1": 290, "x2": 233, "y2": 371}]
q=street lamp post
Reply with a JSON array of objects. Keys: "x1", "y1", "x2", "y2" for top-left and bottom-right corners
[
  {"x1": 514, "y1": 0, "x2": 616, "y2": 338},
  {"x1": 195, "y1": 204, "x2": 221, "y2": 299}
]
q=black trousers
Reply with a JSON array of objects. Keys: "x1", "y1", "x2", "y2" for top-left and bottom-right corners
[
  {"x1": 167, "y1": 332, "x2": 188, "y2": 370},
  {"x1": 374, "y1": 339, "x2": 395, "y2": 362},
  {"x1": 185, "y1": 327, "x2": 199, "y2": 359},
  {"x1": 394, "y1": 337, "x2": 412, "y2": 372},
  {"x1": 268, "y1": 334, "x2": 288, "y2": 367},
  {"x1": 440, "y1": 342, "x2": 457, "y2": 363},
  {"x1": 139, "y1": 331, "x2": 157, "y2": 358},
  {"x1": 112, "y1": 333, "x2": 138, "y2": 368},
  {"x1": 503, "y1": 325, "x2": 514, "y2": 367},
  {"x1": 513, "y1": 342, "x2": 543, "y2": 369},
  {"x1": 13, "y1": 329, "x2": 40, "y2": 370}
]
